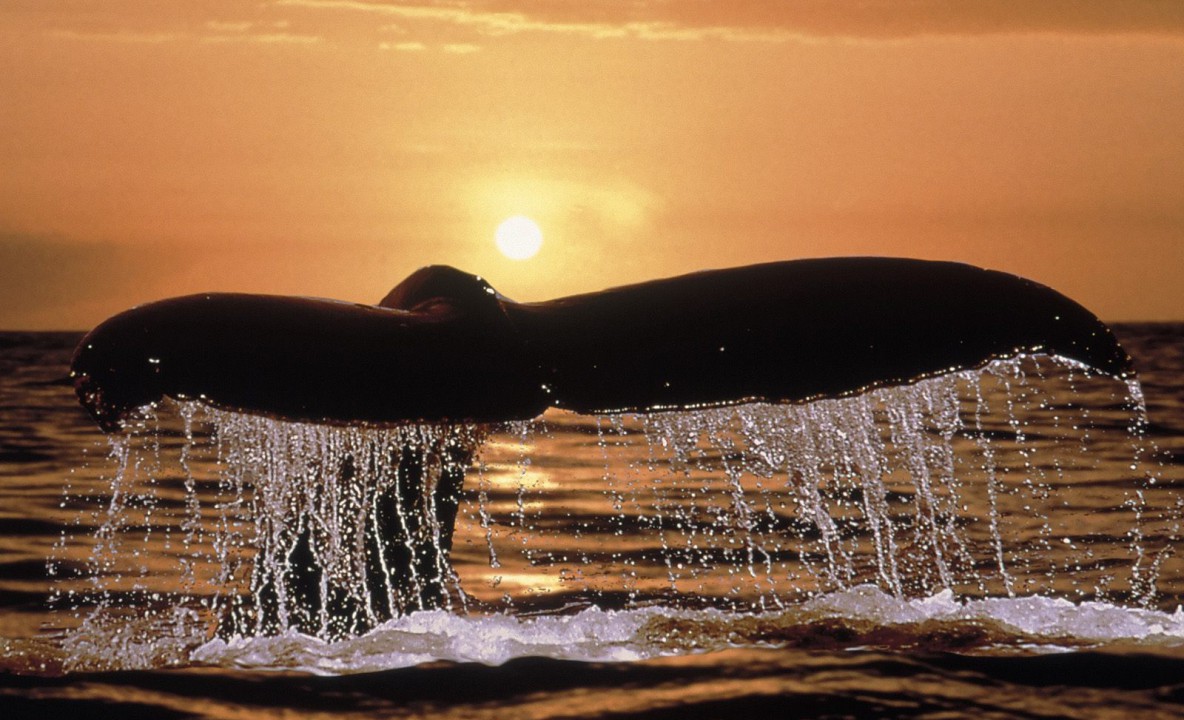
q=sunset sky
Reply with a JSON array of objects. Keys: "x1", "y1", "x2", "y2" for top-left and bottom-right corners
[{"x1": 2, "y1": 1, "x2": 1182, "y2": 329}]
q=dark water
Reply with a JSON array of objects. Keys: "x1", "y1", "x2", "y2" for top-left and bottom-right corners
[{"x1": 1, "y1": 325, "x2": 1183, "y2": 718}]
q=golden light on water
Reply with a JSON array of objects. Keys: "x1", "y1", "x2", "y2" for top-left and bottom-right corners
[{"x1": 495, "y1": 216, "x2": 544, "y2": 261}]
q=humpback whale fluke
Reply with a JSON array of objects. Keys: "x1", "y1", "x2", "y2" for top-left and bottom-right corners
[
  {"x1": 72, "y1": 258, "x2": 1132, "y2": 431},
  {"x1": 68, "y1": 257, "x2": 1135, "y2": 634}
]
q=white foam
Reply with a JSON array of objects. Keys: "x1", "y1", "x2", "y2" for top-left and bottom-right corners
[
  {"x1": 190, "y1": 589, "x2": 1184, "y2": 675},
  {"x1": 193, "y1": 607, "x2": 663, "y2": 674},
  {"x1": 803, "y1": 585, "x2": 1184, "y2": 644}
]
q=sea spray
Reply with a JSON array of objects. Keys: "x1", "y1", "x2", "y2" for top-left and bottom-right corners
[{"x1": 56, "y1": 354, "x2": 1178, "y2": 670}]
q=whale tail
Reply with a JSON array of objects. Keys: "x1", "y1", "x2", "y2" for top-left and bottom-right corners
[
  {"x1": 71, "y1": 258, "x2": 1132, "y2": 430},
  {"x1": 503, "y1": 258, "x2": 1133, "y2": 415}
]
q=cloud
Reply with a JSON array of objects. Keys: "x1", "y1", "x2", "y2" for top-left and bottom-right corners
[
  {"x1": 205, "y1": 20, "x2": 254, "y2": 33},
  {"x1": 205, "y1": 19, "x2": 298, "y2": 33},
  {"x1": 50, "y1": 29, "x2": 321, "y2": 48},
  {"x1": 272, "y1": 0, "x2": 1184, "y2": 40},
  {"x1": 50, "y1": 29, "x2": 180, "y2": 44},
  {"x1": 378, "y1": 40, "x2": 426, "y2": 51},
  {"x1": 273, "y1": 0, "x2": 791, "y2": 42},
  {"x1": 201, "y1": 32, "x2": 323, "y2": 45},
  {"x1": 47, "y1": 17, "x2": 319, "y2": 49}
]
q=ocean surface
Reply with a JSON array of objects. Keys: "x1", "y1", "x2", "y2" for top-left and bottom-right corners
[{"x1": 1, "y1": 324, "x2": 1183, "y2": 718}]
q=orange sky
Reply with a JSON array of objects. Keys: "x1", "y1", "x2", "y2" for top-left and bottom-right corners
[{"x1": 2, "y1": 1, "x2": 1183, "y2": 328}]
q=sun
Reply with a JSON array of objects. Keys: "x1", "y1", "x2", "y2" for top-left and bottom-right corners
[{"x1": 495, "y1": 215, "x2": 543, "y2": 260}]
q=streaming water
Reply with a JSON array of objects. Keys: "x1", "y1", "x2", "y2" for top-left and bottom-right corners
[{"x1": 37, "y1": 352, "x2": 1178, "y2": 677}]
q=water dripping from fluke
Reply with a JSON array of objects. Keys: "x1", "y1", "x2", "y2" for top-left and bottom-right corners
[{"x1": 59, "y1": 259, "x2": 1177, "y2": 671}]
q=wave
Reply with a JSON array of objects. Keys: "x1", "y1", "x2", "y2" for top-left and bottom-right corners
[{"x1": 189, "y1": 586, "x2": 1184, "y2": 675}]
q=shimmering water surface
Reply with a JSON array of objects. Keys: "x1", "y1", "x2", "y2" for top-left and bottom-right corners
[{"x1": 1, "y1": 325, "x2": 1183, "y2": 718}]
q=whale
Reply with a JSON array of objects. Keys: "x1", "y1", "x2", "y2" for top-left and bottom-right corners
[
  {"x1": 72, "y1": 257, "x2": 1132, "y2": 432},
  {"x1": 69, "y1": 257, "x2": 1134, "y2": 632}
]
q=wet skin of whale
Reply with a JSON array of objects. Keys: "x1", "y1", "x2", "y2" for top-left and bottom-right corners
[
  {"x1": 69, "y1": 258, "x2": 1134, "y2": 632},
  {"x1": 72, "y1": 257, "x2": 1131, "y2": 431}
]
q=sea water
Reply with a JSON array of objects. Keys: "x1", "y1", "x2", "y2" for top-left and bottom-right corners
[{"x1": 1, "y1": 326, "x2": 1183, "y2": 718}]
